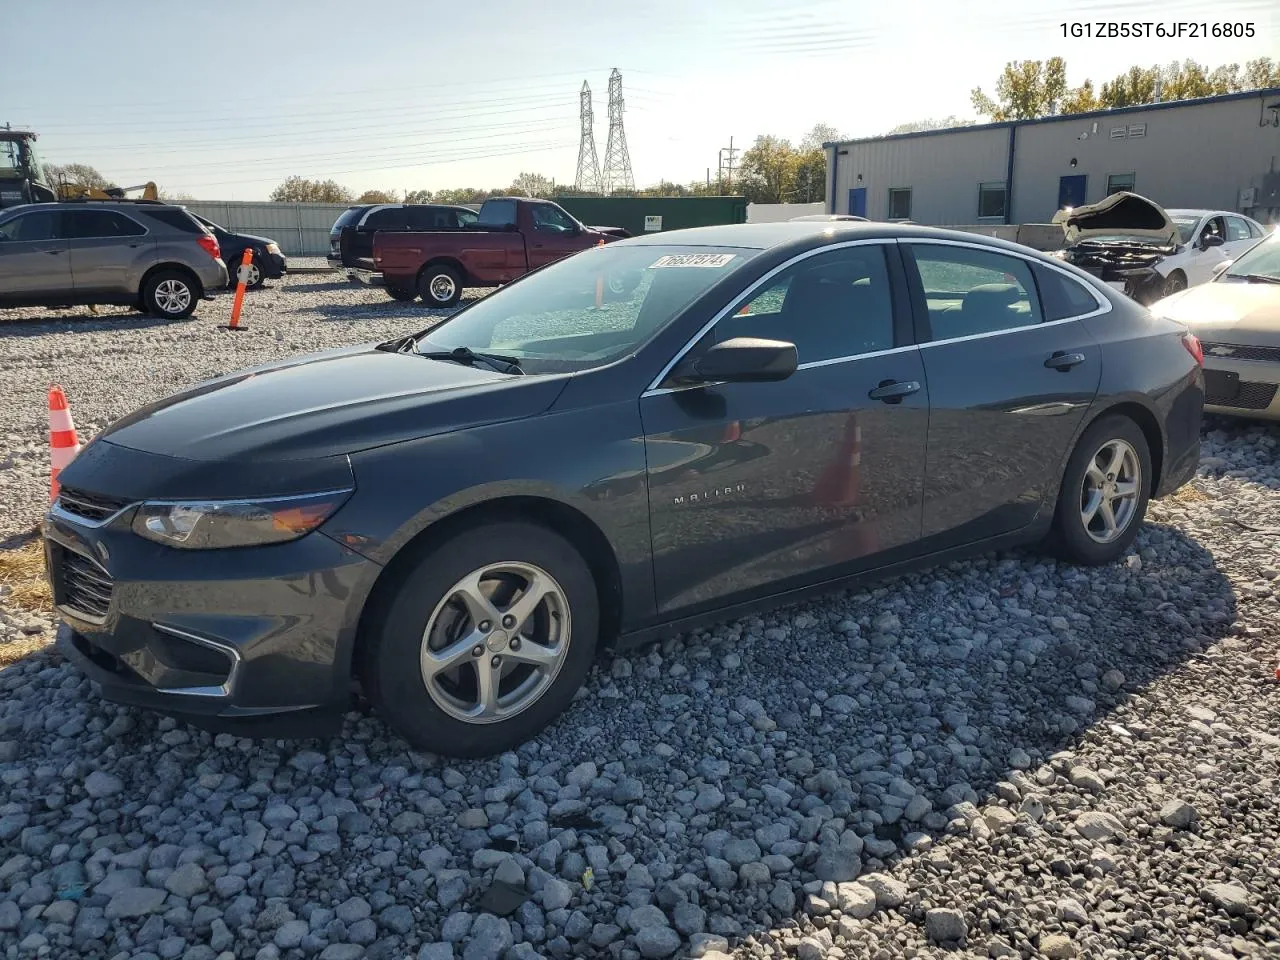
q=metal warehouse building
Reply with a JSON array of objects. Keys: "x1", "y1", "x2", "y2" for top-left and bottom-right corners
[{"x1": 825, "y1": 87, "x2": 1280, "y2": 226}]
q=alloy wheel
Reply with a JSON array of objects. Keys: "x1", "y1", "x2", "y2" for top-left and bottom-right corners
[
  {"x1": 155, "y1": 279, "x2": 191, "y2": 314},
  {"x1": 419, "y1": 561, "x2": 570, "y2": 723},
  {"x1": 1079, "y1": 438, "x2": 1141, "y2": 544}
]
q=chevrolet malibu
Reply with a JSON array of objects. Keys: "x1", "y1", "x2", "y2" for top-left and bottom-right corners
[{"x1": 46, "y1": 222, "x2": 1205, "y2": 757}]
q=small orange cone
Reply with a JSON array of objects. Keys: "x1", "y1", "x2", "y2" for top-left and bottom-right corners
[
  {"x1": 49, "y1": 385, "x2": 81, "y2": 503},
  {"x1": 221, "y1": 248, "x2": 253, "y2": 331}
]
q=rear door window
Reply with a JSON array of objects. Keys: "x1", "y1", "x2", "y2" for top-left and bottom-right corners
[
  {"x1": 406, "y1": 206, "x2": 456, "y2": 230},
  {"x1": 64, "y1": 210, "x2": 147, "y2": 239},
  {"x1": 363, "y1": 208, "x2": 407, "y2": 232},
  {"x1": 908, "y1": 244, "x2": 1043, "y2": 339},
  {"x1": 1225, "y1": 216, "x2": 1252, "y2": 243}
]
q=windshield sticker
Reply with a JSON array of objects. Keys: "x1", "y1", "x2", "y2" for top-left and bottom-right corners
[{"x1": 649, "y1": 253, "x2": 737, "y2": 269}]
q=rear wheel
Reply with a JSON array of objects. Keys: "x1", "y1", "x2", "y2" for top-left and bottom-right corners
[
  {"x1": 1048, "y1": 415, "x2": 1151, "y2": 565},
  {"x1": 418, "y1": 264, "x2": 463, "y2": 307},
  {"x1": 361, "y1": 521, "x2": 598, "y2": 757},
  {"x1": 386, "y1": 286, "x2": 416, "y2": 302},
  {"x1": 142, "y1": 269, "x2": 198, "y2": 319}
]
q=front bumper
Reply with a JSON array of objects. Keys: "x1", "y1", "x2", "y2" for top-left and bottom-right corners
[
  {"x1": 1201, "y1": 356, "x2": 1280, "y2": 421},
  {"x1": 259, "y1": 251, "x2": 288, "y2": 279},
  {"x1": 44, "y1": 495, "x2": 380, "y2": 725}
]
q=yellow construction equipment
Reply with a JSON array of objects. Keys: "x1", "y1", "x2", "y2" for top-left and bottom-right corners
[{"x1": 62, "y1": 181, "x2": 159, "y2": 201}]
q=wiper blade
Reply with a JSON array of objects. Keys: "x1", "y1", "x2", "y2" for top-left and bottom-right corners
[
  {"x1": 418, "y1": 345, "x2": 523, "y2": 374},
  {"x1": 1240, "y1": 273, "x2": 1280, "y2": 285}
]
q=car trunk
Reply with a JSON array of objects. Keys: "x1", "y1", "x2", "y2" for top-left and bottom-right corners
[{"x1": 1052, "y1": 192, "x2": 1180, "y2": 305}]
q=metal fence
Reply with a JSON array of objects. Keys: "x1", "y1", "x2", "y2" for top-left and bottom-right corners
[{"x1": 184, "y1": 201, "x2": 351, "y2": 257}]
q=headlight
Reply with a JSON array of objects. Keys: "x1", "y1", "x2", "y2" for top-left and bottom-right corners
[
  {"x1": 132, "y1": 490, "x2": 351, "y2": 549},
  {"x1": 265, "y1": 242, "x2": 281, "y2": 255}
]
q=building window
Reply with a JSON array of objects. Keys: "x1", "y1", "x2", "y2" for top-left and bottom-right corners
[
  {"x1": 1106, "y1": 173, "x2": 1136, "y2": 195},
  {"x1": 887, "y1": 188, "x2": 912, "y2": 220},
  {"x1": 977, "y1": 182, "x2": 1007, "y2": 220}
]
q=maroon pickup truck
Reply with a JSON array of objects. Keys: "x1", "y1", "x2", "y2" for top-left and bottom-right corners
[{"x1": 373, "y1": 197, "x2": 628, "y2": 306}]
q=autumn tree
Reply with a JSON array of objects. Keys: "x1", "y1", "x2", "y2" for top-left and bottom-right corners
[
  {"x1": 356, "y1": 189, "x2": 398, "y2": 204},
  {"x1": 971, "y1": 58, "x2": 1069, "y2": 120},
  {"x1": 1243, "y1": 56, "x2": 1280, "y2": 89},
  {"x1": 402, "y1": 189, "x2": 434, "y2": 204},
  {"x1": 269, "y1": 177, "x2": 355, "y2": 203},
  {"x1": 45, "y1": 162, "x2": 116, "y2": 198},
  {"x1": 736, "y1": 135, "x2": 796, "y2": 203},
  {"x1": 508, "y1": 172, "x2": 554, "y2": 198}
]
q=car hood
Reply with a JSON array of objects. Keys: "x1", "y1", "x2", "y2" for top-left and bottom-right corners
[
  {"x1": 99, "y1": 343, "x2": 569, "y2": 461},
  {"x1": 221, "y1": 230, "x2": 276, "y2": 246},
  {"x1": 1052, "y1": 191, "x2": 1179, "y2": 248},
  {"x1": 1150, "y1": 281, "x2": 1280, "y2": 347}
]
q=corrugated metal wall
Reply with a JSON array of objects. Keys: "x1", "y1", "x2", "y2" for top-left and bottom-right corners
[
  {"x1": 184, "y1": 201, "x2": 352, "y2": 256},
  {"x1": 830, "y1": 127, "x2": 1010, "y2": 224},
  {"x1": 1012, "y1": 93, "x2": 1280, "y2": 223}
]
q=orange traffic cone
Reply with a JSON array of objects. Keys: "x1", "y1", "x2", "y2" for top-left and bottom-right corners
[{"x1": 49, "y1": 385, "x2": 81, "y2": 503}]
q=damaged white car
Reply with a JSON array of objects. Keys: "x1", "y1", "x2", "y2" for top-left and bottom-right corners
[{"x1": 1050, "y1": 192, "x2": 1268, "y2": 305}]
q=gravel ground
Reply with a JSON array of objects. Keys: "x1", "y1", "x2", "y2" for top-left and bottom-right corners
[{"x1": 2, "y1": 278, "x2": 1279, "y2": 960}]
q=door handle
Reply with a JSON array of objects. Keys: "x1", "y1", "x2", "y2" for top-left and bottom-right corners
[
  {"x1": 47, "y1": 249, "x2": 63, "y2": 255},
  {"x1": 868, "y1": 379, "x2": 921, "y2": 403},
  {"x1": 1045, "y1": 351, "x2": 1086, "y2": 371}
]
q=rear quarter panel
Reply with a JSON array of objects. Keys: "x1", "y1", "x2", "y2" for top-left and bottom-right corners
[{"x1": 1078, "y1": 292, "x2": 1203, "y2": 497}]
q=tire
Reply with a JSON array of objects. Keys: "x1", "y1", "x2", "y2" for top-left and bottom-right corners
[
  {"x1": 1047, "y1": 414, "x2": 1152, "y2": 566},
  {"x1": 142, "y1": 269, "x2": 198, "y2": 319},
  {"x1": 386, "y1": 286, "x2": 416, "y2": 302},
  {"x1": 361, "y1": 520, "x2": 599, "y2": 757},
  {"x1": 418, "y1": 264, "x2": 463, "y2": 308},
  {"x1": 1163, "y1": 271, "x2": 1187, "y2": 297}
]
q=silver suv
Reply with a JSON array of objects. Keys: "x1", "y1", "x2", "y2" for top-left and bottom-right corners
[{"x1": 0, "y1": 201, "x2": 229, "y2": 319}]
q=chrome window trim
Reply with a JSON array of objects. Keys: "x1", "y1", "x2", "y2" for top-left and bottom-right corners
[
  {"x1": 151, "y1": 623, "x2": 243, "y2": 698},
  {"x1": 642, "y1": 237, "x2": 897, "y2": 396}
]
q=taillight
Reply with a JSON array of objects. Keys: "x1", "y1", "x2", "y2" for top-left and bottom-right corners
[
  {"x1": 196, "y1": 234, "x2": 220, "y2": 260},
  {"x1": 1181, "y1": 332, "x2": 1203, "y2": 366}
]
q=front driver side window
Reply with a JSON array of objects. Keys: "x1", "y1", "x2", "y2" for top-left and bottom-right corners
[{"x1": 711, "y1": 245, "x2": 896, "y2": 364}]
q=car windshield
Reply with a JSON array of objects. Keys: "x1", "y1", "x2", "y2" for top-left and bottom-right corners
[
  {"x1": 415, "y1": 244, "x2": 754, "y2": 374},
  {"x1": 1222, "y1": 231, "x2": 1280, "y2": 282},
  {"x1": 1171, "y1": 216, "x2": 1200, "y2": 244},
  {"x1": 331, "y1": 207, "x2": 365, "y2": 232}
]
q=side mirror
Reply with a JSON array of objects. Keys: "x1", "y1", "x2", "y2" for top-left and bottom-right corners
[
  {"x1": 1201, "y1": 233, "x2": 1224, "y2": 249},
  {"x1": 1211, "y1": 259, "x2": 1233, "y2": 280},
  {"x1": 672, "y1": 337, "x2": 798, "y2": 385}
]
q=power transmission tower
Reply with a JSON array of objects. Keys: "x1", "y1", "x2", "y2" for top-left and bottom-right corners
[
  {"x1": 601, "y1": 68, "x2": 635, "y2": 194},
  {"x1": 574, "y1": 81, "x2": 602, "y2": 193}
]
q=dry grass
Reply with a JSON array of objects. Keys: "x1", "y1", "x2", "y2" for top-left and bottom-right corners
[
  {"x1": 1172, "y1": 483, "x2": 1211, "y2": 503},
  {"x1": 0, "y1": 540, "x2": 53, "y2": 613},
  {"x1": 0, "y1": 539, "x2": 55, "y2": 667}
]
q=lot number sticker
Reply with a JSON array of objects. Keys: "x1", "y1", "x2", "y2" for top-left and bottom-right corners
[{"x1": 649, "y1": 253, "x2": 737, "y2": 269}]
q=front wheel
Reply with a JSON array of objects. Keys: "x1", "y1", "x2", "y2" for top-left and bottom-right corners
[
  {"x1": 1163, "y1": 271, "x2": 1187, "y2": 297},
  {"x1": 142, "y1": 269, "x2": 198, "y2": 319},
  {"x1": 1048, "y1": 415, "x2": 1152, "y2": 565},
  {"x1": 360, "y1": 521, "x2": 599, "y2": 757},
  {"x1": 418, "y1": 265, "x2": 463, "y2": 307}
]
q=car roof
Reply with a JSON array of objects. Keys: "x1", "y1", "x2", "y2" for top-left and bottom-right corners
[
  {"x1": 614, "y1": 220, "x2": 1043, "y2": 256},
  {"x1": 1167, "y1": 209, "x2": 1253, "y2": 219}
]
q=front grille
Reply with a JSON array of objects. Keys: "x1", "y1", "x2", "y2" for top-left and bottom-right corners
[
  {"x1": 60, "y1": 550, "x2": 114, "y2": 621},
  {"x1": 1206, "y1": 379, "x2": 1279, "y2": 410},
  {"x1": 1201, "y1": 341, "x2": 1280, "y2": 364},
  {"x1": 57, "y1": 487, "x2": 131, "y2": 523}
]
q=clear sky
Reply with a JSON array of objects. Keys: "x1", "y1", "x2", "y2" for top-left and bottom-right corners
[{"x1": 5, "y1": 0, "x2": 1276, "y2": 200}]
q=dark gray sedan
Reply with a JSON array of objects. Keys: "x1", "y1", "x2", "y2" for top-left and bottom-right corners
[{"x1": 46, "y1": 222, "x2": 1205, "y2": 757}]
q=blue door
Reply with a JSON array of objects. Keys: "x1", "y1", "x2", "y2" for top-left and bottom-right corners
[
  {"x1": 847, "y1": 187, "x2": 867, "y2": 217},
  {"x1": 1058, "y1": 175, "x2": 1087, "y2": 210}
]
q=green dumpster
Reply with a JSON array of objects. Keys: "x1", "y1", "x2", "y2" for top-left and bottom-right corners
[{"x1": 555, "y1": 196, "x2": 747, "y2": 237}]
